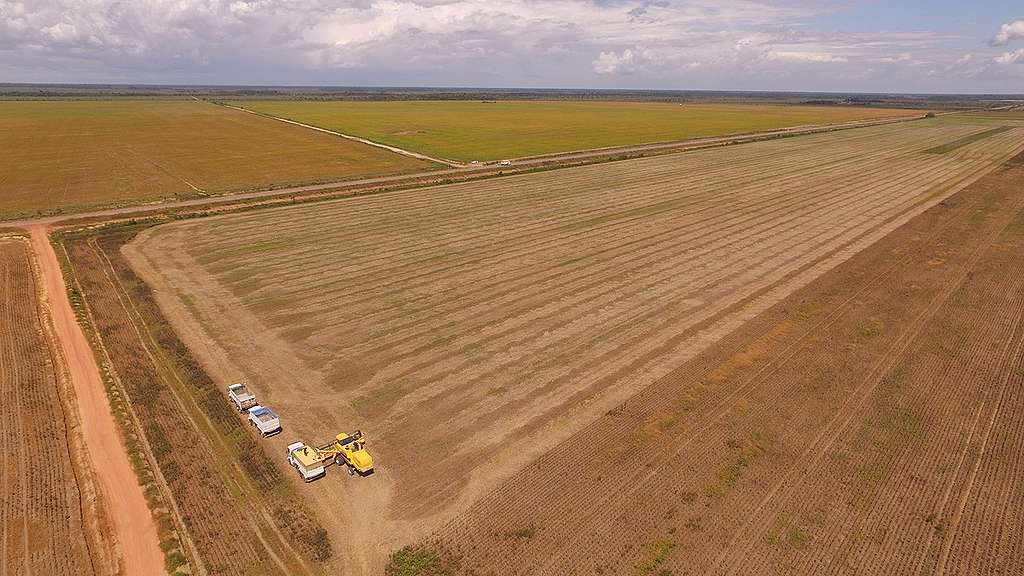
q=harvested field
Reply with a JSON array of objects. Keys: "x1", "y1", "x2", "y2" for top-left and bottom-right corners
[
  {"x1": 0, "y1": 100, "x2": 434, "y2": 219},
  {"x1": 235, "y1": 100, "x2": 922, "y2": 162},
  {"x1": 419, "y1": 142, "x2": 1024, "y2": 576},
  {"x1": 0, "y1": 239, "x2": 115, "y2": 575},
  {"x1": 123, "y1": 114, "x2": 1024, "y2": 571}
]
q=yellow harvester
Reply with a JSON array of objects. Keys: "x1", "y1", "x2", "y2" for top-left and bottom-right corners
[
  {"x1": 286, "y1": 430, "x2": 374, "y2": 482},
  {"x1": 322, "y1": 430, "x2": 374, "y2": 476}
]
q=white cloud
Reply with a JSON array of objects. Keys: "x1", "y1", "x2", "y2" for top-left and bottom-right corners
[
  {"x1": 877, "y1": 53, "x2": 911, "y2": 63},
  {"x1": 992, "y1": 20, "x2": 1024, "y2": 46},
  {"x1": 995, "y1": 49, "x2": 1024, "y2": 65},
  {"x1": 768, "y1": 50, "x2": 846, "y2": 63},
  {"x1": 593, "y1": 49, "x2": 641, "y2": 75},
  {"x1": 0, "y1": 1, "x2": 1018, "y2": 91}
]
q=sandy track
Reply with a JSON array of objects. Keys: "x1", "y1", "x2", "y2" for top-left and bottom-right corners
[
  {"x1": 27, "y1": 227, "x2": 163, "y2": 575},
  {"x1": 124, "y1": 115, "x2": 1024, "y2": 571}
]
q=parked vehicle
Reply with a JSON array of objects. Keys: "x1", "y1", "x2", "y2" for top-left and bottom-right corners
[
  {"x1": 247, "y1": 405, "x2": 281, "y2": 437},
  {"x1": 227, "y1": 382, "x2": 257, "y2": 412},
  {"x1": 287, "y1": 442, "x2": 326, "y2": 482}
]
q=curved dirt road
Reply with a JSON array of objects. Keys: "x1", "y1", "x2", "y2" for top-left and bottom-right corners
[{"x1": 28, "y1": 226, "x2": 164, "y2": 575}]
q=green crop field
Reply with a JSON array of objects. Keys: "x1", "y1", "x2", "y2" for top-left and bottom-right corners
[
  {"x1": 0, "y1": 100, "x2": 434, "y2": 219},
  {"x1": 235, "y1": 100, "x2": 922, "y2": 162}
]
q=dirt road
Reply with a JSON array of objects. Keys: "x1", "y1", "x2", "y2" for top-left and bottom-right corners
[{"x1": 27, "y1": 226, "x2": 164, "y2": 575}]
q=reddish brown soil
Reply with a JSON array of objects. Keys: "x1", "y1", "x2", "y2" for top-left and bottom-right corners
[
  {"x1": 0, "y1": 238, "x2": 117, "y2": 575},
  {"x1": 421, "y1": 154, "x2": 1024, "y2": 574}
]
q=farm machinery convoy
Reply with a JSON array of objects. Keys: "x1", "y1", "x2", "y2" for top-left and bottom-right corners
[
  {"x1": 227, "y1": 382, "x2": 374, "y2": 482},
  {"x1": 288, "y1": 431, "x2": 375, "y2": 482}
]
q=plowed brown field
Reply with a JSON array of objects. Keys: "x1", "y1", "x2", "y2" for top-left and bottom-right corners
[
  {"x1": 123, "y1": 114, "x2": 1024, "y2": 572},
  {"x1": 420, "y1": 146, "x2": 1024, "y2": 576},
  {"x1": 0, "y1": 239, "x2": 115, "y2": 575}
]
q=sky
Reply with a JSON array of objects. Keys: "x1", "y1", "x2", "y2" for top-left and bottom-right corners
[{"x1": 1, "y1": 0, "x2": 1022, "y2": 93}]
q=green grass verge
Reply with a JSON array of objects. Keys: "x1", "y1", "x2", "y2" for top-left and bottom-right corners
[{"x1": 925, "y1": 126, "x2": 1014, "y2": 154}]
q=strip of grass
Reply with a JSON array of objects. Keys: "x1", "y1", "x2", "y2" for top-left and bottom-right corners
[
  {"x1": 386, "y1": 546, "x2": 460, "y2": 576},
  {"x1": 924, "y1": 126, "x2": 1014, "y2": 154}
]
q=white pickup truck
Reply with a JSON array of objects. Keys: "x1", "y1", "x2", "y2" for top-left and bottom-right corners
[
  {"x1": 247, "y1": 406, "x2": 281, "y2": 437},
  {"x1": 227, "y1": 383, "x2": 257, "y2": 412},
  {"x1": 287, "y1": 442, "x2": 326, "y2": 482}
]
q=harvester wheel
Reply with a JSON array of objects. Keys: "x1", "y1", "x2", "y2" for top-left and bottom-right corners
[{"x1": 348, "y1": 465, "x2": 355, "y2": 476}]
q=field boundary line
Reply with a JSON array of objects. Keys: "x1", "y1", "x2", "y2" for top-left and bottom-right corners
[{"x1": 220, "y1": 103, "x2": 464, "y2": 167}]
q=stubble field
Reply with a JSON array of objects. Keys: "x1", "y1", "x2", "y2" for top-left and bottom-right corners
[
  {"x1": 0, "y1": 100, "x2": 433, "y2": 219},
  {"x1": 123, "y1": 114, "x2": 1024, "y2": 571},
  {"x1": 234, "y1": 100, "x2": 922, "y2": 162},
  {"x1": 0, "y1": 239, "x2": 114, "y2": 575},
  {"x1": 422, "y1": 145, "x2": 1024, "y2": 576}
]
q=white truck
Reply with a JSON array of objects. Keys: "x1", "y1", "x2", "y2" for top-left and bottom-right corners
[
  {"x1": 247, "y1": 406, "x2": 281, "y2": 437},
  {"x1": 227, "y1": 383, "x2": 257, "y2": 412},
  {"x1": 287, "y1": 442, "x2": 326, "y2": 482}
]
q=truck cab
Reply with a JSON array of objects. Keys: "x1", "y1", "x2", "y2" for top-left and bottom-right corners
[
  {"x1": 227, "y1": 382, "x2": 257, "y2": 412},
  {"x1": 332, "y1": 431, "x2": 374, "y2": 475},
  {"x1": 247, "y1": 405, "x2": 281, "y2": 437},
  {"x1": 287, "y1": 442, "x2": 326, "y2": 482}
]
